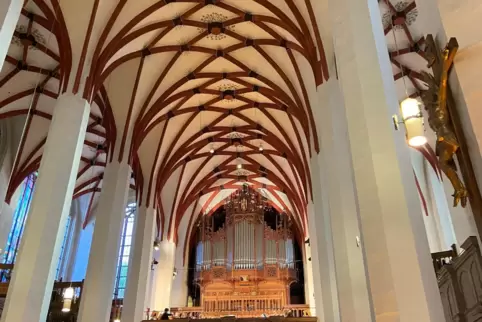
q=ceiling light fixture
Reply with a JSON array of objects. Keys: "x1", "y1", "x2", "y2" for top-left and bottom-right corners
[
  {"x1": 237, "y1": 163, "x2": 243, "y2": 170},
  {"x1": 389, "y1": 11, "x2": 427, "y2": 147},
  {"x1": 62, "y1": 287, "x2": 75, "y2": 313},
  {"x1": 399, "y1": 98, "x2": 427, "y2": 147}
]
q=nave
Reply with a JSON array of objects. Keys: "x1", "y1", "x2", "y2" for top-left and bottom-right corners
[{"x1": 1, "y1": 0, "x2": 482, "y2": 321}]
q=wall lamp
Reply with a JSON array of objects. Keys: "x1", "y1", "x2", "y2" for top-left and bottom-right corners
[
  {"x1": 173, "y1": 267, "x2": 178, "y2": 279},
  {"x1": 153, "y1": 239, "x2": 160, "y2": 251},
  {"x1": 393, "y1": 98, "x2": 427, "y2": 147},
  {"x1": 151, "y1": 259, "x2": 159, "y2": 271},
  {"x1": 62, "y1": 287, "x2": 75, "y2": 312}
]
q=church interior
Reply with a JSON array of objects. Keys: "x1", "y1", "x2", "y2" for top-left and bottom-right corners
[{"x1": 0, "y1": 0, "x2": 481, "y2": 321}]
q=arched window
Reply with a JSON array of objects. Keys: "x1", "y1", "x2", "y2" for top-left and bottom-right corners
[
  {"x1": 3, "y1": 172, "x2": 36, "y2": 265},
  {"x1": 56, "y1": 214, "x2": 73, "y2": 280},
  {"x1": 2, "y1": 172, "x2": 74, "y2": 282},
  {"x1": 113, "y1": 202, "x2": 136, "y2": 299}
]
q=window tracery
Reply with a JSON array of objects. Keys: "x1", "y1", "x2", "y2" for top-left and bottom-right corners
[{"x1": 113, "y1": 202, "x2": 136, "y2": 299}]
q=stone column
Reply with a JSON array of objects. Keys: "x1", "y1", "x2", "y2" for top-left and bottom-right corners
[
  {"x1": 306, "y1": 195, "x2": 339, "y2": 321},
  {"x1": 0, "y1": 94, "x2": 89, "y2": 322},
  {"x1": 77, "y1": 161, "x2": 131, "y2": 322},
  {"x1": 302, "y1": 244, "x2": 315, "y2": 313},
  {"x1": 0, "y1": 0, "x2": 21, "y2": 73},
  {"x1": 150, "y1": 240, "x2": 175, "y2": 311},
  {"x1": 328, "y1": 0, "x2": 446, "y2": 320},
  {"x1": 312, "y1": 77, "x2": 375, "y2": 322},
  {"x1": 170, "y1": 264, "x2": 188, "y2": 308},
  {"x1": 122, "y1": 206, "x2": 156, "y2": 322},
  {"x1": 170, "y1": 205, "x2": 192, "y2": 309}
]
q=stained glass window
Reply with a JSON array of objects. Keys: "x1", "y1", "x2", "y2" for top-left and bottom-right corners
[
  {"x1": 113, "y1": 203, "x2": 136, "y2": 299},
  {"x1": 56, "y1": 215, "x2": 72, "y2": 280},
  {"x1": 3, "y1": 172, "x2": 37, "y2": 265}
]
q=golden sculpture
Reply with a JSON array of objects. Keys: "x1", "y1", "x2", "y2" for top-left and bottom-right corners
[{"x1": 420, "y1": 35, "x2": 467, "y2": 207}]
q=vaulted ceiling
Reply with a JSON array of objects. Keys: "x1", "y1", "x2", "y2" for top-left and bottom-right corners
[{"x1": 0, "y1": 0, "x2": 425, "y2": 245}]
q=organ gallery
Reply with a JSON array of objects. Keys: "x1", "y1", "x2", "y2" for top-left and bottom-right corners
[{"x1": 188, "y1": 185, "x2": 304, "y2": 318}]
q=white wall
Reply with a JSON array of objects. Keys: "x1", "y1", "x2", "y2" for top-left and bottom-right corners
[{"x1": 412, "y1": 145, "x2": 479, "y2": 253}]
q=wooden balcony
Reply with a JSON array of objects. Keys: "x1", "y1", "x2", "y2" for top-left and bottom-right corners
[{"x1": 435, "y1": 236, "x2": 482, "y2": 322}]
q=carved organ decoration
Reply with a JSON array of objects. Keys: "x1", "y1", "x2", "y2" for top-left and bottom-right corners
[{"x1": 194, "y1": 185, "x2": 298, "y2": 317}]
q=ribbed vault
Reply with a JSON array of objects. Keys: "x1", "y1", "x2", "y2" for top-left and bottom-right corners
[
  {"x1": 0, "y1": 0, "x2": 430, "y2": 246},
  {"x1": 0, "y1": 0, "x2": 332, "y2": 246}
]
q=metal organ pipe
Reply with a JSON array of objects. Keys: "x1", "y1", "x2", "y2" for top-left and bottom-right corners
[
  {"x1": 245, "y1": 221, "x2": 249, "y2": 269},
  {"x1": 196, "y1": 190, "x2": 297, "y2": 273},
  {"x1": 193, "y1": 187, "x2": 302, "y2": 318},
  {"x1": 256, "y1": 223, "x2": 263, "y2": 268},
  {"x1": 243, "y1": 221, "x2": 246, "y2": 269},
  {"x1": 235, "y1": 222, "x2": 239, "y2": 269},
  {"x1": 286, "y1": 239, "x2": 294, "y2": 268},
  {"x1": 249, "y1": 222, "x2": 254, "y2": 269}
]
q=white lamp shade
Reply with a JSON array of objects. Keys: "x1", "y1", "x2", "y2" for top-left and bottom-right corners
[
  {"x1": 63, "y1": 287, "x2": 74, "y2": 300},
  {"x1": 62, "y1": 299, "x2": 72, "y2": 312},
  {"x1": 400, "y1": 98, "x2": 421, "y2": 119},
  {"x1": 400, "y1": 98, "x2": 427, "y2": 147},
  {"x1": 62, "y1": 287, "x2": 75, "y2": 313},
  {"x1": 405, "y1": 119, "x2": 428, "y2": 146}
]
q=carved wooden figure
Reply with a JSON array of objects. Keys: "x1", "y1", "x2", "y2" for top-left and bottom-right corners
[{"x1": 421, "y1": 35, "x2": 467, "y2": 207}]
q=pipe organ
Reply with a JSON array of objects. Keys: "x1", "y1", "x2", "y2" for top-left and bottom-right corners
[{"x1": 193, "y1": 185, "x2": 299, "y2": 318}]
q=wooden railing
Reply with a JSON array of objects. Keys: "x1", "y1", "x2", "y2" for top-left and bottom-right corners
[
  {"x1": 432, "y1": 244, "x2": 458, "y2": 272},
  {"x1": 143, "y1": 317, "x2": 316, "y2": 322},
  {"x1": 160, "y1": 304, "x2": 310, "y2": 320},
  {"x1": 435, "y1": 236, "x2": 482, "y2": 322},
  {"x1": 145, "y1": 307, "x2": 312, "y2": 321}
]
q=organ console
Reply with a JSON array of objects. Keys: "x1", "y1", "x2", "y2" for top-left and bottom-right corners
[{"x1": 192, "y1": 185, "x2": 300, "y2": 318}]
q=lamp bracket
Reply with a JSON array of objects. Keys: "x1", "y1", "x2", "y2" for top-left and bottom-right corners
[{"x1": 392, "y1": 115, "x2": 401, "y2": 130}]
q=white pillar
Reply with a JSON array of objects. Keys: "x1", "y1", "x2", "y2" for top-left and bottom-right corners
[
  {"x1": 170, "y1": 214, "x2": 190, "y2": 309},
  {"x1": 306, "y1": 196, "x2": 339, "y2": 321},
  {"x1": 302, "y1": 244, "x2": 315, "y2": 313},
  {"x1": 122, "y1": 206, "x2": 156, "y2": 322},
  {"x1": 77, "y1": 161, "x2": 131, "y2": 322},
  {"x1": 329, "y1": 0, "x2": 446, "y2": 320},
  {"x1": 0, "y1": 0, "x2": 21, "y2": 73},
  {"x1": 150, "y1": 240, "x2": 175, "y2": 311},
  {"x1": 170, "y1": 264, "x2": 188, "y2": 308},
  {"x1": 312, "y1": 78, "x2": 375, "y2": 321},
  {"x1": 0, "y1": 94, "x2": 89, "y2": 322}
]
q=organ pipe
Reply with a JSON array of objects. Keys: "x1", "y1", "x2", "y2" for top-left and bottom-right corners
[{"x1": 194, "y1": 185, "x2": 296, "y2": 272}]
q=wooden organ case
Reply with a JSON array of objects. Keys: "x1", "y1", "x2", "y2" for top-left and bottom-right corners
[{"x1": 194, "y1": 185, "x2": 298, "y2": 318}]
